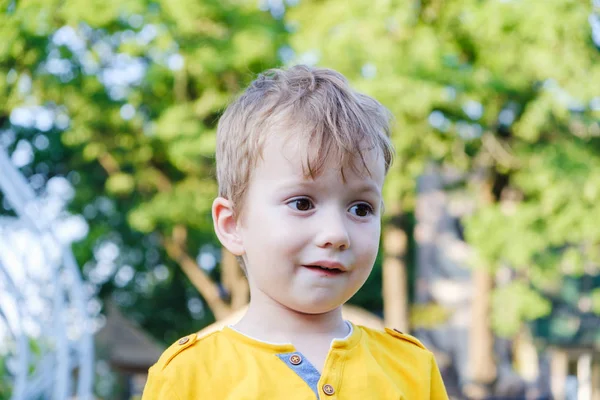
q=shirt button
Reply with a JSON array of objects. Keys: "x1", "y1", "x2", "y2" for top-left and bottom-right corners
[
  {"x1": 289, "y1": 354, "x2": 302, "y2": 365},
  {"x1": 178, "y1": 337, "x2": 190, "y2": 345},
  {"x1": 322, "y1": 384, "x2": 335, "y2": 396}
]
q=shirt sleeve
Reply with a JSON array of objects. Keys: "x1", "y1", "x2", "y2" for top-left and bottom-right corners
[
  {"x1": 142, "y1": 366, "x2": 181, "y2": 400},
  {"x1": 430, "y1": 352, "x2": 450, "y2": 400}
]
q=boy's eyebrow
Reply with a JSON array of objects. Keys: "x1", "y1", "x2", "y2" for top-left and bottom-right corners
[
  {"x1": 276, "y1": 179, "x2": 382, "y2": 196},
  {"x1": 352, "y1": 182, "x2": 382, "y2": 195}
]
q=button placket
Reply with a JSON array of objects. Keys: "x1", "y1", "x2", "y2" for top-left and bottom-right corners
[{"x1": 319, "y1": 350, "x2": 344, "y2": 399}]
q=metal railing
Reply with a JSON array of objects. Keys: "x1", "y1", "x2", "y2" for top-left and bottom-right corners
[{"x1": 0, "y1": 145, "x2": 94, "y2": 400}]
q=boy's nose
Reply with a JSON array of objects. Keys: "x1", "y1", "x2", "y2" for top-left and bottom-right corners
[{"x1": 316, "y1": 211, "x2": 350, "y2": 250}]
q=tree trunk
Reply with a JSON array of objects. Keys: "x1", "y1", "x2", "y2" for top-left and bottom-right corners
[
  {"x1": 550, "y1": 348, "x2": 568, "y2": 400},
  {"x1": 513, "y1": 328, "x2": 539, "y2": 383},
  {"x1": 592, "y1": 360, "x2": 600, "y2": 400},
  {"x1": 221, "y1": 247, "x2": 249, "y2": 311},
  {"x1": 382, "y1": 207, "x2": 409, "y2": 332},
  {"x1": 466, "y1": 268, "x2": 497, "y2": 397},
  {"x1": 465, "y1": 179, "x2": 499, "y2": 398}
]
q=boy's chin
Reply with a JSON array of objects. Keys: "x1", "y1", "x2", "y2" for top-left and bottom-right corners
[{"x1": 285, "y1": 299, "x2": 345, "y2": 316}]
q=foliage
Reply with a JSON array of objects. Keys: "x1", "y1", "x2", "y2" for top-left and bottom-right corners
[
  {"x1": 410, "y1": 303, "x2": 452, "y2": 329},
  {"x1": 0, "y1": 354, "x2": 9, "y2": 400},
  {"x1": 286, "y1": 0, "x2": 600, "y2": 336},
  {"x1": 2, "y1": 0, "x2": 599, "y2": 344},
  {"x1": 594, "y1": 288, "x2": 600, "y2": 315},
  {"x1": 491, "y1": 281, "x2": 552, "y2": 337}
]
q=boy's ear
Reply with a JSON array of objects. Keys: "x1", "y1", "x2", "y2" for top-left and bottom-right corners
[{"x1": 212, "y1": 197, "x2": 245, "y2": 256}]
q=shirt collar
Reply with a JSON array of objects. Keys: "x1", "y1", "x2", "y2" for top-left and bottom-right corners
[{"x1": 222, "y1": 320, "x2": 361, "y2": 352}]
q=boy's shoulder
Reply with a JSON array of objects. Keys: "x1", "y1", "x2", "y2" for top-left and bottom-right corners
[
  {"x1": 357, "y1": 324, "x2": 429, "y2": 352},
  {"x1": 150, "y1": 329, "x2": 223, "y2": 373},
  {"x1": 143, "y1": 330, "x2": 235, "y2": 398},
  {"x1": 382, "y1": 327, "x2": 428, "y2": 349}
]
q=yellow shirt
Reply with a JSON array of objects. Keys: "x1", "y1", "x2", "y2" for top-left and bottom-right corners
[{"x1": 142, "y1": 323, "x2": 449, "y2": 399}]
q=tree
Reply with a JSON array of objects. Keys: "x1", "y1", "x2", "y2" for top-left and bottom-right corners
[{"x1": 0, "y1": 0, "x2": 287, "y2": 343}]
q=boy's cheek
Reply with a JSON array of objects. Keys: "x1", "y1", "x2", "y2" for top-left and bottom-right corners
[
  {"x1": 363, "y1": 226, "x2": 383, "y2": 255},
  {"x1": 359, "y1": 220, "x2": 381, "y2": 239}
]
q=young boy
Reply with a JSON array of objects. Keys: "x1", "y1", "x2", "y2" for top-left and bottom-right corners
[{"x1": 142, "y1": 65, "x2": 449, "y2": 399}]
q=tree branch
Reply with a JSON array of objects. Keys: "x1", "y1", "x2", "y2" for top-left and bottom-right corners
[
  {"x1": 481, "y1": 133, "x2": 520, "y2": 169},
  {"x1": 163, "y1": 226, "x2": 231, "y2": 320},
  {"x1": 95, "y1": 152, "x2": 232, "y2": 319}
]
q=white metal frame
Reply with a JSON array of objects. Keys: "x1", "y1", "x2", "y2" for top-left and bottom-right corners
[{"x1": 0, "y1": 146, "x2": 94, "y2": 400}]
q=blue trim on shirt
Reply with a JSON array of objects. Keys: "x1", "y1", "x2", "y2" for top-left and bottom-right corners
[{"x1": 276, "y1": 352, "x2": 320, "y2": 397}]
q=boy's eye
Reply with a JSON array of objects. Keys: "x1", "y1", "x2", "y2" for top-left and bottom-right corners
[
  {"x1": 349, "y1": 203, "x2": 373, "y2": 217},
  {"x1": 288, "y1": 198, "x2": 314, "y2": 211}
]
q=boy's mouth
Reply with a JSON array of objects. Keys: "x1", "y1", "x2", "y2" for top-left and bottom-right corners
[
  {"x1": 302, "y1": 261, "x2": 346, "y2": 275},
  {"x1": 303, "y1": 265, "x2": 344, "y2": 275}
]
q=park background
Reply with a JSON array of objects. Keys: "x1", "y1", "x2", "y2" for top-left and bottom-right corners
[{"x1": 1, "y1": 0, "x2": 600, "y2": 398}]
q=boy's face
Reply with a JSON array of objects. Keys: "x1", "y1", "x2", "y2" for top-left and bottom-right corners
[{"x1": 236, "y1": 133, "x2": 385, "y2": 315}]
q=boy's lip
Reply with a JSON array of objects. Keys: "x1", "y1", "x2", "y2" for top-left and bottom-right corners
[{"x1": 303, "y1": 261, "x2": 347, "y2": 272}]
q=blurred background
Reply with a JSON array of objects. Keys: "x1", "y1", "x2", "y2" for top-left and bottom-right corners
[{"x1": 1, "y1": 0, "x2": 600, "y2": 399}]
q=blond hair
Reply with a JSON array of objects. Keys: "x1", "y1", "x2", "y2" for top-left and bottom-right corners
[{"x1": 216, "y1": 65, "x2": 394, "y2": 215}]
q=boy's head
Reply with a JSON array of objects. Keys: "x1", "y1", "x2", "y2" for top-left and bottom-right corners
[
  {"x1": 213, "y1": 65, "x2": 394, "y2": 314},
  {"x1": 215, "y1": 65, "x2": 393, "y2": 217}
]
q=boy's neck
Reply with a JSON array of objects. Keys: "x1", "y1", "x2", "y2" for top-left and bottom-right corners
[{"x1": 232, "y1": 295, "x2": 349, "y2": 344}]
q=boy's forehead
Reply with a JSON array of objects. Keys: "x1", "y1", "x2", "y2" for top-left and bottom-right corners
[{"x1": 259, "y1": 133, "x2": 385, "y2": 184}]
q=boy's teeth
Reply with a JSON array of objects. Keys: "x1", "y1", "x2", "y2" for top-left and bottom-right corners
[
  {"x1": 304, "y1": 264, "x2": 342, "y2": 272},
  {"x1": 316, "y1": 265, "x2": 335, "y2": 270}
]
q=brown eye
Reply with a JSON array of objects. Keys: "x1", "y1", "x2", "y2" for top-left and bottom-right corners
[
  {"x1": 289, "y1": 198, "x2": 314, "y2": 211},
  {"x1": 349, "y1": 203, "x2": 373, "y2": 217}
]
